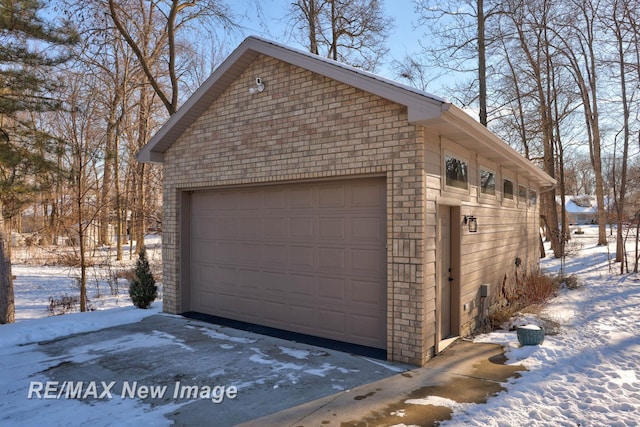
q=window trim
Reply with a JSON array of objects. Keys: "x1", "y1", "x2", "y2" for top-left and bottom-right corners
[
  {"x1": 479, "y1": 167, "x2": 497, "y2": 197},
  {"x1": 444, "y1": 153, "x2": 469, "y2": 192},
  {"x1": 518, "y1": 184, "x2": 528, "y2": 207},
  {"x1": 503, "y1": 177, "x2": 515, "y2": 201},
  {"x1": 529, "y1": 189, "x2": 538, "y2": 206}
]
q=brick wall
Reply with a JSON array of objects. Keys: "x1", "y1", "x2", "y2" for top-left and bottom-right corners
[{"x1": 162, "y1": 54, "x2": 429, "y2": 365}]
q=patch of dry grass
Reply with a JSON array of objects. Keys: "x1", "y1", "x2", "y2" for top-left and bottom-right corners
[{"x1": 484, "y1": 271, "x2": 565, "y2": 332}]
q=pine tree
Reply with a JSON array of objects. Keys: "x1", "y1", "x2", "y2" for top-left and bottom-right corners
[
  {"x1": 129, "y1": 247, "x2": 157, "y2": 309},
  {"x1": 0, "y1": 0, "x2": 76, "y2": 324}
]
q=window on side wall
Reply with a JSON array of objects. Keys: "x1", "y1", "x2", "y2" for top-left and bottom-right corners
[
  {"x1": 445, "y1": 154, "x2": 468, "y2": 190},
  {"x1": 503, "y1": 178, "x2": 514, "y2": 200},
  {"x1": 480, "y1": 168, "x2": 496, "y2": 196},
  {"x1": 519, "y1": 184, "x2": 527, "y2": 204},
  {"x1": 530, "y1": 189, "x2": 537, "y2": 205}
]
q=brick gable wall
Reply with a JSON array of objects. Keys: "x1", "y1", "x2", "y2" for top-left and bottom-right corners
[{"x1": 162, "y1": 54, "x2": 431, "y2": 365}]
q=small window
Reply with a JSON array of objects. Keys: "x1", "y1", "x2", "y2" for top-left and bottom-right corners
[
  {"x1": 503, "y1": 179, "x2": 514, "y2": 199},
  {"x1": 480, "y1": 168, "x2": 496, "y2": 195},
  {"x1": 530, "y1": 189, "x2": 537, "y2": 205},
  {"x1": 445, "y1": 155, "x2": 468, "y2": 190},
  {"x1": 519, "y1": 185, "x2": 527, "y2": 201}
]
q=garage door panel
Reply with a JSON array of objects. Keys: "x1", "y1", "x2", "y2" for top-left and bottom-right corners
[
  {"x1": 216, "y1": 265, "x2": 239, "y2": 287},
  {"x1": 236, "y1": 243, "x2": 261, "y2": 264},
  {"x1": 235, "y1": 295, "x2": 262, "y2": 316},
  {"x1": 319, "y1": 276, "x2": 346, "y2": 300},
  {"x1": 192, "y1": 240, "x2": 217, "y2": 262},
  {"x1": 196, "y1": 290, "x2": 217, "y2": 312},
  {"x1": 290, "y1": 217, "x2": 314, "y2": 240},
  {"x1": 264, "y1": 218, "x2": 286, "y2": 239},
  {"x1": 352, "y1": 313, "x2": 386, "y2": 341},
  {"x1": 263, "y1": 188, "x2": 286, "y2": 208},
  {"x1": 319, "y1": 218, "x2": 345, "y2": 241},
  {"x1": 289, "y1": 274, "x2": 314, "y2": 296},
  {"x1": 214, "y1": 217, "x2": 238, "y2": 237},
  {"x1": 351, "y1": 248, "x2": 384, "y2": 273},
  {"x1": 318, "y1": 247, "x2": 346, "y2": 271},
  {"x1": 289, "y1": 246, "x2": 315, "y2": 268},
  {"x1": 290, "y1": 305, "x2": 315, "y2": 327},
  {"x1": 290, "y1": 187, "x2": 314, "y2": 208},
  {"x1": 190, "y1": 178, "x2": 386, "y2": 349},
  {"x1": 319, "y1": 185, "x2": 346, "y2": 208},
  {"x1": 238, "y1": 269, "x2": 261, "y2": 290},
  {"x1": 351, "y1": 280, "x2": 385, "y2": 305},
  {"x1": 352, "y1": 217, "x2": 384, "y2": 241},
  {"x1": 318, "y1": 309, "x2": 346, "y2": 334},
  {"x1": 237, "y1": 217, "x2": 263, "y2": 238},
  {"x1": 262, "y1": 271, "x2": 286, "y2": 293},
  {"x1": 264, "y1": 244, "x2": 287, "y2": 265},
  {"x1": 200, "y1": 240, "x2": 235, "y2": 262},
  {"x1": 236, "y1": 190, "x2": 263, "y2": 210},
  {"x1": 262, "y1": 300, "x2": 287, "y2": 322}
]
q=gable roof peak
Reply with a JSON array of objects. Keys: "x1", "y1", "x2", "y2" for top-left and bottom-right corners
[{"x1": 137, "y1": 36, "x2": 450, "y2": 163}]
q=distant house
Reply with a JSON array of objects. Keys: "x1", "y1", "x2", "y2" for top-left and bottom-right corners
[
  {"x1": 559, "y1": 195, "x2": 598, "y2": 225},
  {"x1": 138, "y1": 37, "x2": 555, "y2": 366}
]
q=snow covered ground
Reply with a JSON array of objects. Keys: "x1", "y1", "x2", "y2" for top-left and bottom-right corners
[
  {"x1": 2, "y1": 226, "x2": 640, "y2": 426},
  {"x1": 11, "y1": 234, "x2": 162, "y2": 321},
  {"x1": 438, "y1": 226, "x2": 640, "y2": 426}
]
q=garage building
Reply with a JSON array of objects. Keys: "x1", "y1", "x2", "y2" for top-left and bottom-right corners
[{"x1": 138, "y1": 37, "x2": 555, "y2": 366}]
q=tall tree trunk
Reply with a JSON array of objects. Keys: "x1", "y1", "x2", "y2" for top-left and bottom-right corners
[
  {"x1": 76, "y1": 166, "x2": 88, "y2": 312},
  {"x1": 0, "y1": 203, "x2": 15, "y2": 324},
  {"x1": 330, "y1": 0, "x2": 337, "y2": 60},
  {"x1": 591, "y1": 120, "x2": 607, "y2": 246},
  {"x1": 477, "y1": 0, "x2": 487, "y2": 126},
  {"x1": 99, "y1": 101, "x2": 119, "y2": 246},
  {"x1": 511, "y1": 7, "x2": 562, "y2": 257},
  {"x1": 133, "y1": 86, "x2": 151, "y2": 252},
  {"x1": 307, "y1": 0, "x2": 319, "y2": 54},
  {"x1": 115, "y1": 130, "x2": 123, "y2": 261},
  {"x1": 635, "y1": 213, "x2": 639, "y2": 273},
  {"x1": 612, "y1": 5, "x2": 630, "y2": 267},
  {"x1": 135, "y1": 164, "x2": 146, "y2": 252}
]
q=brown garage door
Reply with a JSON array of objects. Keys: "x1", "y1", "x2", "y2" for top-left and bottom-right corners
[{"x1": 189, "y1": 177, "x2": 387, "y2": 349}]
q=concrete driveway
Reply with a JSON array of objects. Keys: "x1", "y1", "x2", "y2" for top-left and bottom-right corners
[{"x1": 35, "y1": 314, "x2": 412, "y2": 426}]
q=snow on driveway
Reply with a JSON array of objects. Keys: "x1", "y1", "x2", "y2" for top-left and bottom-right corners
[
  {"x1": 0, "y1": 308, "x2": 408, "y2": 426},
  {"x1": 4, "y1": 226, "x2": 640, "y2": 426}
]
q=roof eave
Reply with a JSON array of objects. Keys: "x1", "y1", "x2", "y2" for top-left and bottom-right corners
[
  {"x1": 137, "y1": 148, "x2": 164, "y2": 164},
  {"x1": 137, "y1": 36, "x2": 448, "y2": 164},
  {"x1": 417, "y1": 105, "x2": 556, "y2": 190}
]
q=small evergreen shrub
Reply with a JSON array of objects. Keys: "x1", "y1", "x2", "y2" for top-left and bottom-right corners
[{"x1": 129, "y1": 246, "x2": 157, "y2": 309}]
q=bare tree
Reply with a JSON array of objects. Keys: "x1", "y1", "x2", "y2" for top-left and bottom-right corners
[
  {"x1": 51, "y1": 71, "x2": 105, "y2": 312},
  {"x1": 292, "y1": 0, "x2": 323, "y2": 55},
  {"x1": 496, "y1": 0, "x2": 566, "y2": 256},
  {"x1": 107, "y1": 0, "x2": 236, "y2": 115},
  {"x1": 289, "y1": 0, "x2": 393, "y2": 70},
  {"x1": 412, "y1": 0, "x2": 502, "y2": 125},
  {"x1": 605, "y1": 0, "x2": 638, "y2": 269},
  {"x1": 552, "y1": 0, "x2": 608, "y2": 246}
]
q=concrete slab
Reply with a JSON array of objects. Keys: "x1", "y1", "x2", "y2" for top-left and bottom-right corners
[
  {"x1": 35, "y1": 314, "x2": 412, "y2": 426},
  {"x1": 239, "y1": 340, "x2": 525, "y2": 427}
]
